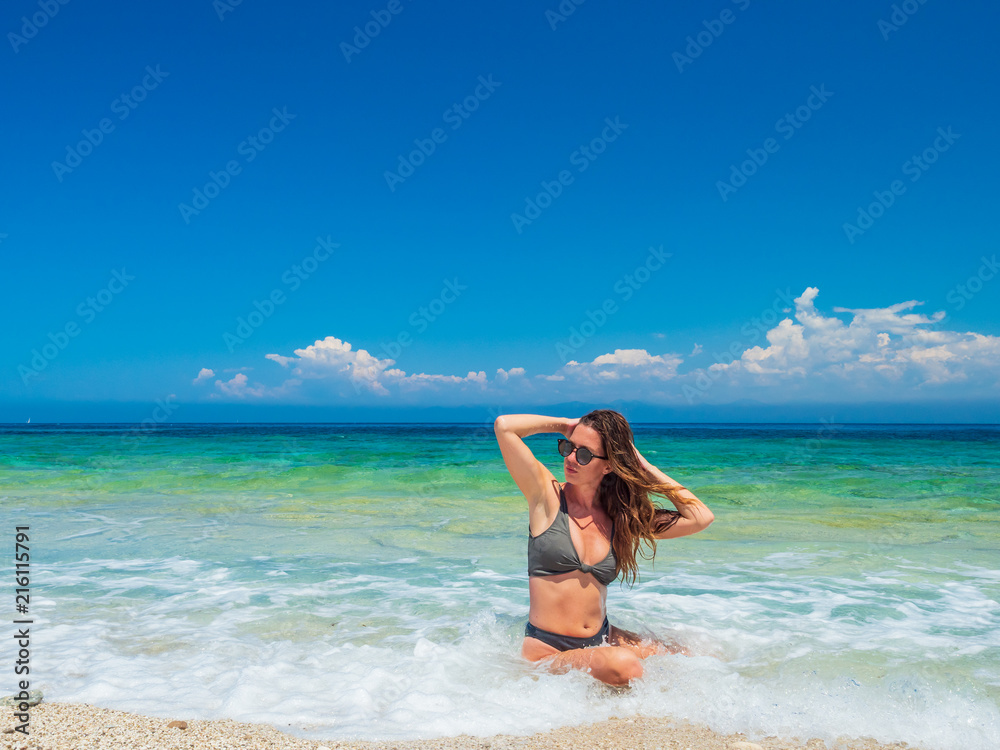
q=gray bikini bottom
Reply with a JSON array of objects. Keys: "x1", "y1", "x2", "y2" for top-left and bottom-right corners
[{"x1": 524, "y1": 616, "x2": 610, "y2": 651}]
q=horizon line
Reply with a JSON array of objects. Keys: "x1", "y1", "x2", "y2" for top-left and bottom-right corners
[{"x1": 5, "y1": 421, "x2": 999, "y2": 427}]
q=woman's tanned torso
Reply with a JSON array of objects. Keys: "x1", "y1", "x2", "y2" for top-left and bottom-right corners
[{"x1": 528, "y1": 477, "x2": 614, "y2": 638}]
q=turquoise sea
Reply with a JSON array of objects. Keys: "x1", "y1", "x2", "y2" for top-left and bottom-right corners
[{"x1": 1, "y1": 423, "x2": 998, "y2": 748}]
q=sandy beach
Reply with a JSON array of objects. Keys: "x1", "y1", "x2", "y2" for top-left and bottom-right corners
[{"x1": 3, "y1": 701, "x2": 924, "y2": 750}]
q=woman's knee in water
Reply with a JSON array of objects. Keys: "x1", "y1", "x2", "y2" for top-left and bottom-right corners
[{"x1": 583, "y1": 646, "x2": 644, "y2": 686}]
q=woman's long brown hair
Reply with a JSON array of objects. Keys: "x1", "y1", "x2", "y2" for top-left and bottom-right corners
[{"x1": 580, "y1": 409, "x2": 693, "y2": 588}]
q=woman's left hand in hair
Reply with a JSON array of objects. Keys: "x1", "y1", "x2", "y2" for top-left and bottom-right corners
[{"x1": 630, "y1": 442, "x2": 649, "y2": 468}]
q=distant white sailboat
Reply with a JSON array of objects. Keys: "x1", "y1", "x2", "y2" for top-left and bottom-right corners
[{"x1": 26, "y1": 417, "x2": 30, "y2": 424}]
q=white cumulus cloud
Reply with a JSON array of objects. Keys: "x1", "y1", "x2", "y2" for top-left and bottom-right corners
[
  {"x1": 214, "y1": 372, "x2": 265, "y2": 399},
  {"x1": 687, "y1": 287, "x2": 1000, "y2": 400},
  {"x1": 200, "y1": 287, "x2": 1000, "y2": 406}
]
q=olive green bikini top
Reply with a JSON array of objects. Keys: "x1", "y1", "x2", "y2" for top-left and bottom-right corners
[{"x1": 527, "y1": 485, "x2": 617, "y2": 586}]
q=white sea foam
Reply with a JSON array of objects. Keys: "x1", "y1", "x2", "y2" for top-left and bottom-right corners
[{"x1": 23, "y1": 552, "x2": 1000, "y2": 749}]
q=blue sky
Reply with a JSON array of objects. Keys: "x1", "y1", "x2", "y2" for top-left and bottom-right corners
[{"x1": 3, "y1": 0, "x2": 998, "y2": 422}]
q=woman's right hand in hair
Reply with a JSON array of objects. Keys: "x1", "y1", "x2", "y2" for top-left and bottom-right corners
[{"x1": 561, "y1": 417, "x2": 580, "y2": 437}]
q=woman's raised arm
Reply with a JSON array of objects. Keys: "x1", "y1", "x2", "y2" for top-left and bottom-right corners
[{"x1": 494, "y1": 414, "x2": 575, "y2": 504}]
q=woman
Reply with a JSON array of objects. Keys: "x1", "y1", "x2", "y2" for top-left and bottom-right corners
[{"x1": 493, "y1": 410, "x2": 714, "y2": 687}]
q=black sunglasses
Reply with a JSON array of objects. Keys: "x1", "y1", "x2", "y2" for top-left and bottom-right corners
[{"x1": 557, "y1": 438, "x2": 607, "y2": 466}]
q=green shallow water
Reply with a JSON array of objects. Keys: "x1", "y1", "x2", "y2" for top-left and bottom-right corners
[{"x1": 1, "y1": 423, "x2": 995, "y2": 578}]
